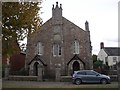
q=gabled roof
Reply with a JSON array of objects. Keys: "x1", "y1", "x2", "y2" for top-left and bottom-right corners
[
  {"x1": 39, "y1": 16, "x2": 86, "y2": 33},
  {"x1": 103, "y1": 47, "x2": 120, "y2": 56},
  {"x1": 62, "y1": 17, "x2": 86, "y2": 32},
  {"x1": 67, "y1": 54, "x2": 85, "y2": 65},
  {"x1": 28, "y1": 55, "x2": 47, "y2": 66}
]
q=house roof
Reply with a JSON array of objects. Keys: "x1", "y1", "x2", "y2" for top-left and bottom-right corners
[
  {"x1": 67, "y1": 54, "x2": 85, "y2": 65},
  {"x1": 28, "y1": 55, "x2": 47, "y2": 66},
  {"x1": 103, "y1": 47, "x2": 120, "y2": 56}
]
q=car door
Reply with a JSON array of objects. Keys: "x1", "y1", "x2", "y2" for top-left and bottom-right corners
[
  {"x1": 76, "y1": 71, "x2": 86, "y2": 82},
  {"x1": 85, "y1": 71, "x2": 100, "y2": 83}
]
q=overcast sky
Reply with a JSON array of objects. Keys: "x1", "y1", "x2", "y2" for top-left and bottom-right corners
[{"x1": 40, "y1": 0, "x2": 119, "y2": 55}]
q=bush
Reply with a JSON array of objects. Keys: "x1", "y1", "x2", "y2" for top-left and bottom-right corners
[
  {"x1": 2, "y1": 64, "x2": 6, "y2": 77},
  {"x1": 10, "y1": 67, "x2": 29, "y2": 76}
]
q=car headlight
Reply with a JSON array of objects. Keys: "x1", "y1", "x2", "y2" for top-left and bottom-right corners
[{"x1": 107, "y1": 76, "x2": 110, "y2": 79}]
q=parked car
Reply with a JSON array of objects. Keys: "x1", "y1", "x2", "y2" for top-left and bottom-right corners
[{"x1": 72, "y1": 70, "x2": 111, "y2": 85}]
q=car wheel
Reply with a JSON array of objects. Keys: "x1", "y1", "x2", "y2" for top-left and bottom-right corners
[
  {"x1": 101, "y1": 79, "x2": 107, "y2": 84},
  {"x1": 75, "y1": 79, "x2": 82, "y2": 85}
]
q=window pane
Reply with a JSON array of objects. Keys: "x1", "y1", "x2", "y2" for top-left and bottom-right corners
[
  {"x1": 113, "y1": 57, "x2": 117, "y2": 62},
  {"x1": 53, "y1": 44, "x2": 58, "y2": 56},
  {"x1": 77, "y1": 71, "x2": 86, "y2": 75},
  {"x1": 53, "y1": 44, "x2": 62, "y2": 56},
  {"x1": 86, "y1": 71, "x2": 96, "y2": 75},
  {"x1": 37, "y1": 42, "x2": 43, "y2": 55},
  {"x1": 73, "y1": 40, "x2": 80, "y2": 54},
  {"x1": 58, "y1": 45, "x2": 62, "y2": 56}
]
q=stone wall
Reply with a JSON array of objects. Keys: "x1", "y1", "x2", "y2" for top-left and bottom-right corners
[{"x1": 25, "y1": 2, "x2": 93, "y2": 79}]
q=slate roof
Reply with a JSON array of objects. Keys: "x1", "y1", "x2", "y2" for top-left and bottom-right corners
[
  {"x1": 28, "y1": 55, "x2": 47, "y2": 66},
  {"x1": 67, "y1": 54, "x2": 85, "y2": 65},
  {"x1": 103, "y1": 47, "x2": 120, "y2": 56}
]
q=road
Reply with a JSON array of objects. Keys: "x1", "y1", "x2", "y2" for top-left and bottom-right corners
[{"x1": 2, "y1": 80, "x2": 118, "y2": 88}]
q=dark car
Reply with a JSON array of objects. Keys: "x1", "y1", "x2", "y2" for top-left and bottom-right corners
[{"x1": 72, "y1": 70, "x2": 111, "y2": 85}]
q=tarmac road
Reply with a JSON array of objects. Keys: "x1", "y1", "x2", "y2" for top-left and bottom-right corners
[{"x1": 2, "y1": 80, "x2": 119, "y2": 88}]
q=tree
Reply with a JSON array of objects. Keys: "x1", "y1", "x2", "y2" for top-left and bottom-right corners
[
  {"x1": 2, "y1": 1, "x2": 42, "y2": 61},
  {"x1": 94, "y1": 59, "x2": 109, "y2": 74},
  {"x1": 93, "y1": 59, "x2": 103, "y2": 69},
  {"x1": 92, "y1": 54, "x2": 97, "y2": 63}
]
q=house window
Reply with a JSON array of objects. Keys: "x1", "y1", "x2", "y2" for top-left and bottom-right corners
[
  {"x1": 53, "y1": 44, "x2": 58, "y2": 56},
  {"x1": 113, "y1": 57, "x2": 117, "y2": 63},
  {"x1": 58, "y1": 45, "x2": 62, "y2": 56},
  {"x1": 53, "y1": 44, "x2": 62, "y2": 57},
  {"x1": 73, "y1": 40, "x2": 80, "y2": 54},
  {"x1": 36, "y1": 42, "x2": 43, "y2": 55}
]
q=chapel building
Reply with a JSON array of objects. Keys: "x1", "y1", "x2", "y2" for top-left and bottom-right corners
[{"x1": 25, "y1": 2, "x2": 93, "y2": 79}]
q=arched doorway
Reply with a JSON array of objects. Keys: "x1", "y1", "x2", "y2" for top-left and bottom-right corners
[
  {"x1": 33, "y1": 62, "x2": 39, "y2": 76},
  {"x1": 73, "y1": 61, "x2": 80, "y2": 72}
]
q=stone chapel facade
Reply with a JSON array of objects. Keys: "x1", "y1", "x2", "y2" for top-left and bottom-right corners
[{"x1": 25, "y1": 2, "x2": 93, "y2": 79}]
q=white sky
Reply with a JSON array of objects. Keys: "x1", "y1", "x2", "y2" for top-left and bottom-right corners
[{"x1": 40, "y1": 0, "x2": 119, "y2": 55}]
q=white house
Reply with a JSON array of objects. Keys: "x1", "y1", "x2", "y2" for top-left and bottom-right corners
[{"x1": 97, "y1": 42, "x2": 120, "y2": 68}]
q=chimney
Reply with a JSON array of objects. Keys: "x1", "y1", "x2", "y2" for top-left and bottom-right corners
[
  {"x1": 100, "y1": 42, "x2": 104, "y2": 49},
  {"x1": 85, "y1": 20, "x2": 89, "y2": 31}
]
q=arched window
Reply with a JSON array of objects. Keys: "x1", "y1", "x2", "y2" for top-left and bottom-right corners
[
  {"x1": 53, "y1": 44, "x2": 62, "y2": 57},
  {"x1": 36, "y1": 42, "x2": 43, "y2": 55},
  {"x1": 73, "y1": 40, "x2": 80, "y2": 54}
]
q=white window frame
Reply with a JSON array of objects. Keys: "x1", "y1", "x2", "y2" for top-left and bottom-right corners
[
  {"x1": 53, "y1": 44, "x2": 58, "y2": 57},
  {"x1": 73, "y1": 40, "x2": 80, "y2": 54},
  {"x1": 36, "y1": 42, "x2": 43, "y2": 55},
  {"x1": 53, "y1": 44, "x2": 62, "y2": 57},
  {"x1": 113, "y1": 57, "x2": 117, "y2": 63}
]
